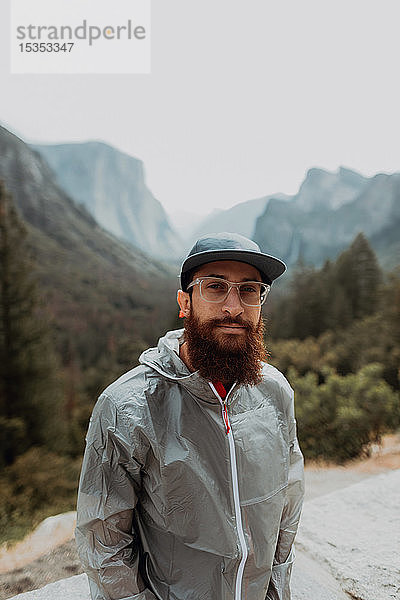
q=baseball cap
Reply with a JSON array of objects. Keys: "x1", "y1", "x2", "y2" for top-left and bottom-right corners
[{"x1": 180, "y1": 232, "x2": 286, "y2": 291}]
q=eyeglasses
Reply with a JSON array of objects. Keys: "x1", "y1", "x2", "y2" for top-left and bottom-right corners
[{"x1": 186, "y1": 277, "x2": 270, "y2": 307}]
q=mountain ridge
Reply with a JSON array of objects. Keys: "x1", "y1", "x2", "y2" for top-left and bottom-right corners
[
  {"x1": 0, "y1": 125, "x2": 177, "y2": 356},
  {"x1": 11, "y1": 126, "x2": 399, "y2": 272},
  {"x1": 254, "y1": 168, "x2": 400, "y2": 270},
  {"x1": 31, "y1": 141, "x2": 182, "y2": 261}
]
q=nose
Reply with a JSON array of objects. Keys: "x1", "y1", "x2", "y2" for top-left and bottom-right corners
[{"x1": 221, "y1": 286, "x2": 244, "y2": 317}]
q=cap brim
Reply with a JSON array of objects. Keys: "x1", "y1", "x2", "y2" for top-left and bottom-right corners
[{"x1": 181, "y1": 249, "x2": 286, "y2": 289}]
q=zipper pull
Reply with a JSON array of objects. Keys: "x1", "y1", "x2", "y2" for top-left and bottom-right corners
[
  {"x1": 222, "y1": 401, "x2": 230, "y2": 435},
  {"x1": 208, "y1": 382, "x2": 231, "y2": 435}
]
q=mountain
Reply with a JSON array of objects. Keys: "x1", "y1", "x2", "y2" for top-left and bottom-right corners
[
  {"x1": 294, "y1": 166, "x2": 368, "y2": 211},
  {"x1": 31, "y1": 141, "x2": 182, "y2": 261},
  {"x1": 254, "y1": 167, "x2": 400, "y2": 270},
  {"x1": 0, "y1": 126, "x2": 177, "y2": 358},
  {"x1": 187, "y1": 193, "x2": 290, "y2": 249}
]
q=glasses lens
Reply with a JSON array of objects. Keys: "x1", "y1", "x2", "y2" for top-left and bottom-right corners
[
  {"x1": 238, "y1": 282, "x2": 267, "y2": 306},
  {"x1": 199, "y1": 278, "x2": 269, "y2": 306},
  {"x1": 201, "y1": 278, "x2": 230, "y2": 301}
]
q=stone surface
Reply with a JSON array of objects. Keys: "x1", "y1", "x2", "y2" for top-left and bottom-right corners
[
  {"x1": 8, "y1": 559, "x2": 349, "y2": 600},
  {"x1": 0, "y1": 513, "x2": 76, "y2": 575},
  {"x1": 7, "y1": 574, "x2": 90, "y2": 600},
  {"x1": 8, "y1": 470, "x2": 400, "y2": 600},
  {"x1": 297, "y1": 469, "x2": 400, "y2": 600},
  {"x1": 292, "y1": 549, "x2": 350, "y2": 600}
]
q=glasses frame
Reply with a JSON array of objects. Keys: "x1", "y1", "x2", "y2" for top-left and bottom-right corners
[{"x1": 186, "y1": 277, "x2": 270, "y2": 307}]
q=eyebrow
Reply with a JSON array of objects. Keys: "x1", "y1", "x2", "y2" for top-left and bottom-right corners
[{"x1": 200, "y1": 274, "x2": 262, "y2": 283}]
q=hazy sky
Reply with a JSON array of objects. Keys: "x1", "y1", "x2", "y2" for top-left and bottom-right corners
[{"x1": 1, "y1": 0, "x2": 399, "y2": 219}]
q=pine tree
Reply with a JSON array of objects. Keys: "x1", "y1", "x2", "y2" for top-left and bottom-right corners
[
  {"x1": 0, "y1": 181, "x2": 65, "y2": 466},
  {"x1": 335, "y1": 233, "x2": 382, "y2": 321}
]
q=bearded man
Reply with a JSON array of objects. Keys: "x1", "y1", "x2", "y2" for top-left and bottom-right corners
[{"x1": 76, "y1": 232, "x2": 304, "y2": 600}]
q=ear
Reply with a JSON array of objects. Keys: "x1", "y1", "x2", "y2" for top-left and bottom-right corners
[{"x1": 177, "y1": 289, "x2": 191, "y2": 318}]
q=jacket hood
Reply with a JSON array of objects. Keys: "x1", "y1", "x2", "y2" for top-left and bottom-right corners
[{"x1": 139, "y1": 328, "x2": 224, "y2": 403}]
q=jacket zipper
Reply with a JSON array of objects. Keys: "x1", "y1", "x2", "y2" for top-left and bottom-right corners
[{"x1": 209, "y1": 382, "x2": 248, "y2": 600}]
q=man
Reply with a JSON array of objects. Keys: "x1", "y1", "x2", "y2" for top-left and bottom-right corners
[{"x1": 76, "y1": 232, "x2": 304, "y2": 600}]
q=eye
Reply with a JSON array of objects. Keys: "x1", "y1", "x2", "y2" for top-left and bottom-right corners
[
  {"x1": 205, "y1": 280, "x2": 226, "y2": 290},
  {"x1": 240, "y1": 284, "x2": 259, "y2": 293}
]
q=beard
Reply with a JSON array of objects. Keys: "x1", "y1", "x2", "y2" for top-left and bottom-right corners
[{"x1": 184, "y1": 311, "x2": 267, "y2": 386}]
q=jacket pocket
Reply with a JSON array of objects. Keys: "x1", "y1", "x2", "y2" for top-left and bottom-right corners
[
  {"x1": 142, "y1": 553, "x2": 165, "y2": 600},
  {"x1": 266, "y1": 548, "x2": 295, "y2": 600}
]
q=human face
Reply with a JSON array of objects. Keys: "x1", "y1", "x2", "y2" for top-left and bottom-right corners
[{"x1": 178, "y1": 260, "x2": 262, "y2": 338}]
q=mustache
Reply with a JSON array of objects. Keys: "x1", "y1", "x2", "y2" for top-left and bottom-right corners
[{"x1": 207, "y1": 316, "x2": 253, "y2": 329}]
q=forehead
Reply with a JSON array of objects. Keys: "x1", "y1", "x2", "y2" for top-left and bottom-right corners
[{"x1": 193, "y1": 260, "x2": 262, "y2": 281}]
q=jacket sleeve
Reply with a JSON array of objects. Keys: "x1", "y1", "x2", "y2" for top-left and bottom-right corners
[
  {"x1": 75, "y1": 393, "x2": 157, "y2": 600},
  {"x1": 266, "y1": 382, "x2": 305, "y2": 600}
]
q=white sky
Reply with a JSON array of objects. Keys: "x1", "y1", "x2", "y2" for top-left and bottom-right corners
[{"x1": 1, "y1": 0, "x2": 400, "y2": 217}]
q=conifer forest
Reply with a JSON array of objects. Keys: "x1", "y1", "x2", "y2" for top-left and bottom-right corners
[{"x1": 0, "y1": 180, "x2": 399, "y2": 543}]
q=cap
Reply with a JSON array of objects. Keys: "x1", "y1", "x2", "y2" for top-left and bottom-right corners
[{"x1": 180, "y1": 232, "x2": 286, "y2": 291}]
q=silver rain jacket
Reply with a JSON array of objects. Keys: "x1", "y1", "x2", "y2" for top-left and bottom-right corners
[{"x1": 76, "y1": 329, "x2": 304, "y2": 600}]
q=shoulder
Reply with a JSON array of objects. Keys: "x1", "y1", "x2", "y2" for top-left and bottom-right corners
[
  {"x1": 91, "y1": 363, "x2": 164, "y2": 426},
  {"x1": 102, "y1": 364, "x2": 153, "y2": 404},
  {"x1": 259, "y1": 362, "x2": 294, "y2": 409},
  {"x1": 86, "y1": 364, "x2": 165, "y2": 452}
]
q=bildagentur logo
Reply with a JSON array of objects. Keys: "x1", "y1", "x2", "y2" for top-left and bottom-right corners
[
  {"x1": 11, "y1": 0, "x2": 151, "y2": 75},
  {"x1": 16, "y1": 19, "x2": 147, "y2": 47}
]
